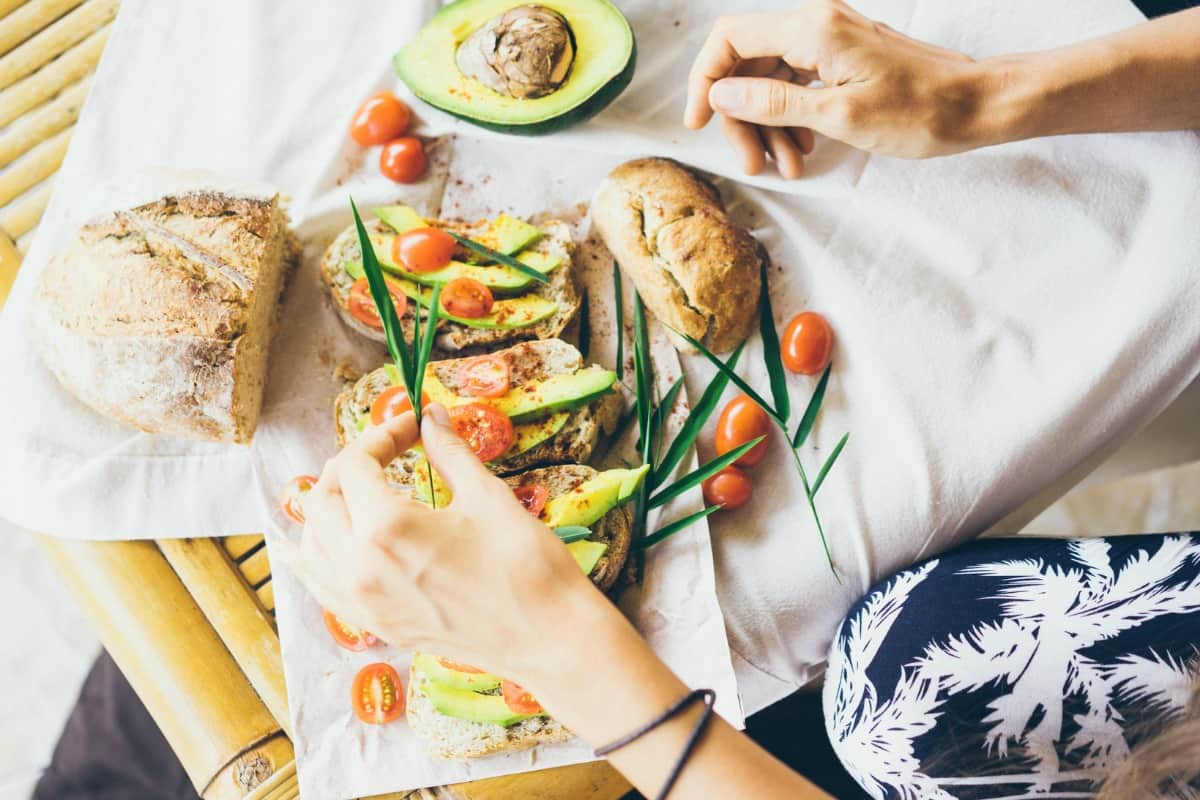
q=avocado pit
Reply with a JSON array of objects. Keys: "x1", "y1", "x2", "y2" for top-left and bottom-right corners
[{"x1": 455, "y1": 4, "x2": 576, "y2": 99}]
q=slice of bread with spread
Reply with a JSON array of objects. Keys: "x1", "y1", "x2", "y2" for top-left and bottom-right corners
[
  {"x1": 333, "y1": 338, "x2": 622, "y2": 486},
  {"x1": 320, "y1": 206, "x2": 580, "y2": 352},
  {"x1": 406, "y1": 463, "x2": 641, "y2": 759},
  {"x1": 32, "y1": 178, "x2": 297, "y2": 443}
]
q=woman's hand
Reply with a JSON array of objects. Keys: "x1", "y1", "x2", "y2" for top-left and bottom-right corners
[
  {"x1": 685, "y1": 0, "x2": 988, "y2": 175},
  {"x1": 282, "y1": 404, "x2": 602, "y2": 686}
]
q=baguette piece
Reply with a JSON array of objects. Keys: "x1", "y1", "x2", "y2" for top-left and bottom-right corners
[
  {"x1": 320, "y1": 215, "x2": 580, "y2": 352},
  {"x1": 333, "y1": 339, "x2": 621, "y2": 486},
  {"x1": 407, "y1": 464, "x2": 633, "y2": 758},
  {"x1": 592, "y1": 157, "x2": 762, "y2": 354},
  {"x1": 31, "y1": 185, "x2": 297, "y2": 443}
]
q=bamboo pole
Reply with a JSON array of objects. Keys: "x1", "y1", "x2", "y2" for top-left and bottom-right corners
[
  {"x1": 0, "y1": 228, "x2": 18, "y2": 303},
  {"x1": 0, "y1": 125, "x2": 69, "y2": 206},
  {"x1": 0, "y1": 74, "x2": 88, "y2": 167},
  {"x1": 0, "y1": 23, "x2": 107, "y2": 127},
  {"x1": 0, "y1": 174, "x2": 51, "y2": 237},
  {"x1": 37, "y1": 538, "x2": 289, "y2": 797},
  {"x1": 0, "y1": 1, "x2": 33, "y2": 23},
  {"x1": 0, "y1": 0, "x2": 82, "y2": 56},
  {"x1": 158, "y1": 538, "x2": 290, "y2": 737},
  {"x1": 0, "y1": 0, "x2": 116, "y2": 90},
  {"x1": 440, "y1": 762, "x2": 631, "y2": 800}
]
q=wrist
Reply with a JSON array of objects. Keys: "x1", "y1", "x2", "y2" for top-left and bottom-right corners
[{"x1": 959, "y1": 56, "x2": 1041, "y2": 148}]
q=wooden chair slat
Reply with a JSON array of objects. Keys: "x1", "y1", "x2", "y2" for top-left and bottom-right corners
[
  {"x1": 0, "y1": 22, "x2": 107, "y2": 127},
  {"x1": 224, "y1": 533, "x2": 265, "y2": 561},
  {"x1": 0, "y1": 0, "x2": 115, "y2": 90},
  {"x1": 0, "y1": 124, "x2": 68, "y2": 205},
  {"x1": 0, "y1": 1, "x2": 32, "y2": 21},
  {"x1": 0, "y1": 0, "x2": 83, "y2": 57},
  {"x1": 0, "y1": 175, "x2": 51, "y2": 238},
  {"x1": 0, "y1": 74, "x2": 88, "y2": 168}
]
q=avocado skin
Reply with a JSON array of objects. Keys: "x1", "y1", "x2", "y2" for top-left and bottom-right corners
[{"x1": 393, "y1": 36, "x2": 637, "y2": 137}]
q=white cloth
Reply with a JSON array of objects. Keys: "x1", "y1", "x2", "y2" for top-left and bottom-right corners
[{"x1": 0, "y1": 0, "x2": 1197, "y2": 749}]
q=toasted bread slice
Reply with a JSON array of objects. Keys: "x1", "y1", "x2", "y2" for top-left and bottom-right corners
[
  {"x1": 333, "y1": 339, "x2": 621, "y2": 486},
  {"x1": 407, "y1": 464, "x2": 632, "y2": 758},
  {"x1": 320, "y1": 216, "x2": 580, "y2": 352}
]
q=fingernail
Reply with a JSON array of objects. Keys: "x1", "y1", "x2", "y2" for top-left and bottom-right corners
[
  {"x1": 709, "y1": 80, "x2": 743, "y2": 112},
  {"x1": 427, "y1": 403, "x2": 450, "y2": 427}
]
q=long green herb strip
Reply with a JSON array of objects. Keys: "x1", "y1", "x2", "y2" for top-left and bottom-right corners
[
  {"x1": 351, "y1": 199, "x2": 441, "y2": 505},
  {"x1": 651, "y1": 341, "x2": 743, "y2": 488},
  {"x1": 639, "y1": 505, "x2": 722, "y2": 549},
  {"x1": 791, "y1": 364, "x2": 831, "y2": 449},
  {"x1": 812, "y1": 432, "x2": 849, "y2": 496},
  {"x1": 647, "y1": 435, "x2": 764, "y2": 510},
  {"x1": 554, "y1": 526, "x2": 593, "y2": 543},
  {"x1": 445, "y1": 230, "x2": 550, "y2": 285},
  {"x1": 758, "y1": 261, "x2": 791, "y2": 422},
  {"x1": 639, "y1": 376, "x2": 683, "y2": 456},
  {"x1": 612, "y1": 261, "x2": 625, "y2": 383},
  {"x1": 577, "y1": 288, "x2": 590, "y2": 360}
]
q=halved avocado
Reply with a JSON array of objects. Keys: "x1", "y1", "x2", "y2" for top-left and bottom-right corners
[{"x1": 395, "y1": 0, "x2": 636, "y2": 135}]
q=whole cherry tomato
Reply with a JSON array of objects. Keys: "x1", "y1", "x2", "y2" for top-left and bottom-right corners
[
  {"x1": 392, "y1": 227, "x2": 455, "y2": 273},
  {"x1": 379, "y1": 137, "x2": 427, "y2": 183},
  {"x1": 715, "y1": 394, "x2": 771, "y2": 467},
  {"x1": 441, "y1": 277, "x2": 494, "y2": 319},
  {"x1": 702, "y1": 466, "x2": 753, "y2": 510},
  {"x1": 349, "y1": 91, "x2": 411, "y2": 146},
  {"x1": 347, "y1": 277, "x2": 407, "y2": 330},
  {"x1": 370, "y1": 386, "x2": 431, "y2": 426},
  {"x1": 782, "y1": 311, "x2": 834, "y2": 375}
]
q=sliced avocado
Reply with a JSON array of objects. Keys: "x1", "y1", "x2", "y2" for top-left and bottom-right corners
[
  {"x1": 543, "y1": 465, "x2": 649, "y2": 528},
  {"x1": 567, "y1": 540, "x2": 609, "y2": 576},
  {"x1": 497, "y1": 411, "x2": 569, "y2": 460},
  {"x1": 413, "y1": 653, "x2": 501, "y2": 692},
  {"x1": 395, "y1": 0, "x2": 636, "y2": 136},
  {"x1": 374, "y1": 205, "x2": 426, "y2": 234},
  {"x1": 478, "y1": 214, "x2": 543, "y2": 255},
  {"x1": 394, "y1": 277, "x2": 558, "y2": 330},
  {"x1": 410, "y1": 457, "x2": 453, "y2": 507},
  {"x1": 420, "y1": 679, "x2": 539, "y2": 727},
  {"x1": 499, "y1": 367, "x2": 616, "y2": 423}
]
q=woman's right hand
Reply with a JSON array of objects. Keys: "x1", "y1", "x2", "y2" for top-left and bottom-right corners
[{"x1": 685, "y1": 0, "x2": 994, "y2": 175}]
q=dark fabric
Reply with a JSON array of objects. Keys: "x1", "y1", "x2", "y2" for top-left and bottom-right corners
[
  {"x1": 826, "y1": 534, "x2": 1200, "y2": 799},
  {"x1": 1132, "y1": 0, "x2": 1198, "y2": 17},
  {"x1": 33, "y1": 651, "x2": 199, "y2": 800}
]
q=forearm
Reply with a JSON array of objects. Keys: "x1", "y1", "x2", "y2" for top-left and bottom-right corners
[
  {"x1": 978, "y1": 8, "x2": 1200, "y2": 144},
  {"x1": 525, "y1": 588, "x2": 830, "y2": 799}
]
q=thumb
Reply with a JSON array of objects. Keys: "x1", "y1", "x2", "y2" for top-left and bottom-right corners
[
  {"x1": 419, "y1": 404, "x2": 499, "y2": 503},
  {"x1": 709, "y1": 77, "x2": 827, "y2": 129}
]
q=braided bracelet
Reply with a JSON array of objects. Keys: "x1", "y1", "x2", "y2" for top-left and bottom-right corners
[{"x1": 593, "y1": 688, "x2": 718, "y2": 800}]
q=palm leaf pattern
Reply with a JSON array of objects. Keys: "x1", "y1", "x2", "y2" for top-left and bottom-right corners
[{"x1": 827, "y1": 534, "x2": 1200, "y2": 799}]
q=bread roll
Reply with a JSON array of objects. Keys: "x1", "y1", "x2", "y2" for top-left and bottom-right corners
[
  {"x1": 32, "y1": 184, "x2": 297, "y2": 443},
  {"x1": 592, "y1": 157, "x2": 763, "y2": 354}
]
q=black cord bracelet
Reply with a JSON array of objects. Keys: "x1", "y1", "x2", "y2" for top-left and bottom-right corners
[{"x1": 593, "y1": 688, "x2": 718, "y2": 800}]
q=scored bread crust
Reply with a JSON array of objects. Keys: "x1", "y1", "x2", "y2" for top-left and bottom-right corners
[
  {"x1": 332, "y1": 339, "x2": 614, "y2": 485},
  {"x1": 319, "y1": 216, "x2": 580, "y2": 352},
  {"x1": 31, "y1": 189, "x2": 297, "y2": 443},
  {"x1": 592, "y1": 157, "x2": 763, "y2": 354}
]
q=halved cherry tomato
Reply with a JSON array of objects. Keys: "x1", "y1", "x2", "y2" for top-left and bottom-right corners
[
  {"x1": 458, "y1": 354, "x2": 510, "y2": 398},
  {"x1": 715, "y1": 394, "x2": 771, "y2": 467},
  {"x1": 513, "y1": 484, "x2": 549, "y2": 517},
  {"x1": 348, "y1": 277, "x2": 407, "y2": 330},
  {"x1": 370, "y1": 386, "x2": 431, "y2": 426},
  {"x1": 438, "y1": 657, "x2": 486, "y2": 674},
  {"x1": 279, "y1": 475, "x2": 317, "y2": 524},
  {"x1": 379, "y1": 137, "x2": 427, "y2": 183},
  {"x1": 392, "y1": 227, "x2": 456, "y2": 274},
  {"x1": 702, "y1": 466, "x2": 753, "y2": 510},
  {"x1": 349, "y1": 91, "x2": 411, "y2": 147},
  {"x1": 323, "y1": 610, "x2": 378, "y2": 652},
  {"x1": 352, "y1": 663, "x2": 405, "y2": 725},
  {"x1": 447, "y1": 403, "x2": 514, "y2": 462},
  {"x1": 440, "y1": 277, "x2": 494, "y2": 319},
  {"x1": 782, "y1": 311, "x2": 834, "y2": 375},
  {"x1": 501, "y1": 680, "x2": 544, "y2": 715}
]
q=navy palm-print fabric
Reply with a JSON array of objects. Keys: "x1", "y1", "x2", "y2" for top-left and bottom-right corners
[{"x1": 824, "y1": 534, "x2": 1200, "y2": 799}]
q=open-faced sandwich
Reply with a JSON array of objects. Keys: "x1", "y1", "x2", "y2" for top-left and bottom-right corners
[
  {"x1": 320, "y1": 204, "x2": 579, "y2": 351},
  {"x1": 334, "y1": 338, "x2": 620, "y2": 485},
  {"x1": 406, "y1": 462, "x2": 645, "y2": 758}
]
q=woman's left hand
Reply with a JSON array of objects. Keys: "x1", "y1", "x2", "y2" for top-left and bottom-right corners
[{"x1": 281, "y1": 404, "x2": 604, "y2": 687}]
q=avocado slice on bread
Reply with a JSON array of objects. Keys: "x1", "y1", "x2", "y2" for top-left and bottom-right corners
[{"x1": 396, "y1": 0, "x2": 636, "y2": 135}]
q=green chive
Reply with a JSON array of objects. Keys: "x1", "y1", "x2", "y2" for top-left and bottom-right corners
[
  {"x1": 446, "y1": 231, "x2": 550, "y2": 284},
  {"x1": 639, "y1": 505, "x2": 723, "y2": 549},
  {"x1": 791, "y1": 363, "x2": 832, "y2": 449},
  {"x1": 757, "y1": 260, "x2": 791, "y2": 422},
  {"x1": 647, "y1": 435, "x2": 764, "y2": 510},
  {"x1": 613, "y1": 262, "x2": 625, "y2": 382},
  {"x1": 811, "y1": 432, "x2": 849, "y2": 496},
  {"x1": 554, "y1": 526, "x2": 592, "y2": 543}
]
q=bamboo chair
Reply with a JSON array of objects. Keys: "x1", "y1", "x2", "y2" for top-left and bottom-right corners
[{"x1": 0, "y1": 3, "x2": 630, "y2": 797}]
